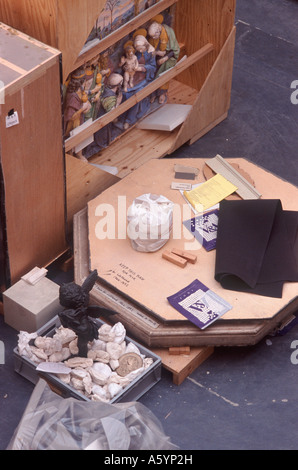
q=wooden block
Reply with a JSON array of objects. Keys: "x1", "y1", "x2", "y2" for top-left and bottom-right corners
[
  {"x1": 162, "y1": 250, "x2": 187, "y2": 268},
  {"x1": 153, "y1": 346, "x2": 214, "y2": 385},
  {"x1": 169, "y1": 346, "x2": 191, "y2": 356},
  {"x1": 61, "y1": 256, "x2": 74, "y2": 272},
  {"x1": 171, "y1": 248, "x2": 197, "y2": 264}
]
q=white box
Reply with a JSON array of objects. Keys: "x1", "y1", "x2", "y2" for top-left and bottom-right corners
[{"x1": 3, "y1": 278, "x2": 61, "y2": 332}]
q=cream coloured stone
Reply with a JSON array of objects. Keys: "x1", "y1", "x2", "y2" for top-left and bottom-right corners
[
  {"x1": 143, "y1": 357, "x2": 153, "y2": 368},
  {"x1": 64, "y1": 357, "x2": 93, "y2": 368},
  {"x1": 89, "y1": 368, "x2": 109, "y2": 386},
  {"x1": 83, "y1": 374, "x2": 93, "y2": 395},
  {"x1": 29, "y1": 346, "x2": 48, "y2": 362},
  {"x1": 98, "y1": 324, "x2": 114, "y2": 342},
  {"x1": 34, "y1": 336, "x2": 62, "y2": 355},
  {"x1": 109, "y1": 359, "x2": 119, "y2": 370},
  {"x1": 107, "y1": 382, "x2": 123, "y2": 398},
  {"x1": 110, "y1": 322, "x2": 126, "y2": 344},
  {"x1": 61, "y1": 347, "x2": 71, "y2": 361},
  {"x1": 89, "y1": 362, "x2": 112, "y2": 385},
  {"x1": 69, "y1": 338, "x2": 79, "y2": 355},
  {"x1": 48, "y1": 351, "x2": 64, "y2": 362},
  {"x1": 71, "y1": 377, "x2": 85, "y2": 391},
  {"x1": 87, "y1": 350, "x2": 97, "y2": 360},
  {"x1": 88, "y1": 349, "x2": 110, "y2": 363},
  {"x1": 71, "y1": 368, "x2": 89, "y2": 380},
  {"x1": 92, "y1": 362, "x2": 112, "y2": 375},
  {"x1": 53, "y1": 326, "x2": 77, "y2": 345},
  {"x1": 91, "y1": 393, "x2": 110, "y2": 403},
  {"x1": 125, "y1": 342, "x2": 141, "y2": 356},
  {"x1": 89, "y1": 339, "x2": 107, "y2": 351},
  {"x1": 58, "y1": 373, "x2": 71, "y2": 384},
  {"x1": 106, "y1": 342, "x2": 123, "y2": 360},
  {"x1": 108, "y1": 372, "x2": 131, "y2": 388}
]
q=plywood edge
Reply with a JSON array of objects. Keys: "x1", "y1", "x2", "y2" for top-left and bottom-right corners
[
  {"x1": 170, "y1": 25, "x2": 236, "y2": 153},
  {"x1": 66, "y1": 153, "x2": 120, "y2": 233}
]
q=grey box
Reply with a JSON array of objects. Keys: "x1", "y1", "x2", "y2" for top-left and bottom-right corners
[
  {"x1": 3, "y1": 278, "x2": 61, "y2": 332},
  {"x1": 14, "y1": 316, "x2": 162, "y2": 404}
]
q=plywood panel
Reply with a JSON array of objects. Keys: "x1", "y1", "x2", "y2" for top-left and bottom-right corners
[
  {"x1": 87, "y1": 158, "x2": 298, "y2": 325},
  {"x1": 174, "y1": 0, "x2": 236, "y2": 91},
  {"x1": 0, "y1": 0, "x2": 57, "y2": 47},
  {"x1": 171, "y1": 26, "x2": 236, "y2": 152},
  {"x1": 66, "y1": 153, "x2": 119, "y2": 233},
  {"x1": 0, "y1": 57, "x2": 66, "y2": 283},
  {"x1": 57, "y1": 0, "x2": 106, "y2": 81}
]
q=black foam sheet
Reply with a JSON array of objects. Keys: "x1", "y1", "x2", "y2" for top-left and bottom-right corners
[{"x1": 215, "y1": 199, "x2": 298, "y2": 298}]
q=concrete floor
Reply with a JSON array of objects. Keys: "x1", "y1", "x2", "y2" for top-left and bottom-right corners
[{"x1": 1, "y1": 0, "x2": 298, "y2": 451}]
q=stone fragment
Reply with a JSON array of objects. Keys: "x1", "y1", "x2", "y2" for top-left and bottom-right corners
[
  {"x1": 106, "y1": 342, "x2": 123, "y2": 360},
  {"x1": 64, "y1": 357, "x2": 93, "y2": 368}
]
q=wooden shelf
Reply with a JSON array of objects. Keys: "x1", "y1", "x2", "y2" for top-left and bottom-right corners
[
  {"x1": 65, "y1": 43, "x2": 213, "y2": 152},
  {"x1": 84, "y1": 79, "x2": 197, "y2": 178}
]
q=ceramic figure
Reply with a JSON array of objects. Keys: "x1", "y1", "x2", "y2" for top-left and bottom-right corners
[
  {"x1": 119, "y1": 44, "x2": 140, "y2": 92},
  {"x1": 148, "y1": 16, "x2": 180, "y2": 103}
]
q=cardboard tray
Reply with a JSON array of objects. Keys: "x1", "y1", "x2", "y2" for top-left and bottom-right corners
[{"x1": 14, "y1": 316, "x2": 162, "y2": 404}]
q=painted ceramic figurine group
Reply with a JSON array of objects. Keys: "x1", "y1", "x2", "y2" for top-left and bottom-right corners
[{"x1": 63, "y1": 14, "x2": 180, "y2": 160}]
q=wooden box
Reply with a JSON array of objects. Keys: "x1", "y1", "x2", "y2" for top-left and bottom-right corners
[
  {"x1": 0, "y1": 23, "x2": 67, "y2": 291},
  {"x1": 0, "y1": 1, "x2": 236, "y2": 228}
]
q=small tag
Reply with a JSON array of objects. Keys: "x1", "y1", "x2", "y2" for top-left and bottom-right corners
[
  {"x1": 171, "y1": 182, "x2": 192, "y2": 191},
  {"x1": 21, "y1": 267, "x2": 48, "y2": 285},
  {"x1": 6, "y1": 111, "x2": 19, "y2": 128}
]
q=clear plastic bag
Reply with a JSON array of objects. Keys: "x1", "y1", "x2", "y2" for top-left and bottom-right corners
[
  {"x1": 127, "y1": 193, "x2": 174, "y2": 252},
  {"x1": 7, "y1": 379, "x2": 177, "y2": 450}
]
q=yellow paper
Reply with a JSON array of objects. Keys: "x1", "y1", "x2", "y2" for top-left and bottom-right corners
[{"x1": 183, "y1": 173, "x2": 238, "y2": 211}]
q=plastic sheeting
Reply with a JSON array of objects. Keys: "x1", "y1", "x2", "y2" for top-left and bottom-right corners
[{"x1": 7, "y1": 379, "x2": 177, "y2": 450}]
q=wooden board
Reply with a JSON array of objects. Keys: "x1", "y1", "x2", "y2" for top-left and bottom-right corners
[
  {"x1": 153, "y1": 346, "x2": 214, "y2": 385},
  {"x1": 66, "y1": 153, "x2": 120, "y2": 234},
  {"x1": 171, "y1": 25, "x2": 236, "y2": 152},
  {"x1": 73, "y1": 158, "x2": 298, "y2": 348},
  {"x1": 136, "y1": 104, "x2": 193, "y2": 132},
  {"x1": 87, "y1": 158, "x2": 298, "y2": 323}
]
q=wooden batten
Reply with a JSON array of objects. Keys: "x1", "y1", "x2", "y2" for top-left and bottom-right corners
[{"x1": 171, "y1": 25, "x2": 236, "y2": 152}]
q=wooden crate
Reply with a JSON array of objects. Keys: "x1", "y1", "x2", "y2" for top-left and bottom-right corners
[
  {"x1": 0, "y1": 1, "x2": 236, "y2": 226},
  {"x1": 0, "y1": 23, "x2": 67, "y2": 289}
]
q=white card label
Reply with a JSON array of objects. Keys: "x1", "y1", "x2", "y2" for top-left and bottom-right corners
[{"x1": 6, "y1": 111, "x2": 19, "y2": 128}]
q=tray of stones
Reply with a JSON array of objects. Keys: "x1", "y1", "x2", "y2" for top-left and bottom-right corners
[{"x1": 14, "y1": 316, "x2": 161, "y2": 403}]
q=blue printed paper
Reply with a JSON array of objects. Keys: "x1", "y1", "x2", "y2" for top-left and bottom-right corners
[
  {"x1": 167, "y1": 279, "x2": 232, "y2": 329},
  {"x1": 183, "y1": 209, "x2": 219, "y2": 251}
]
